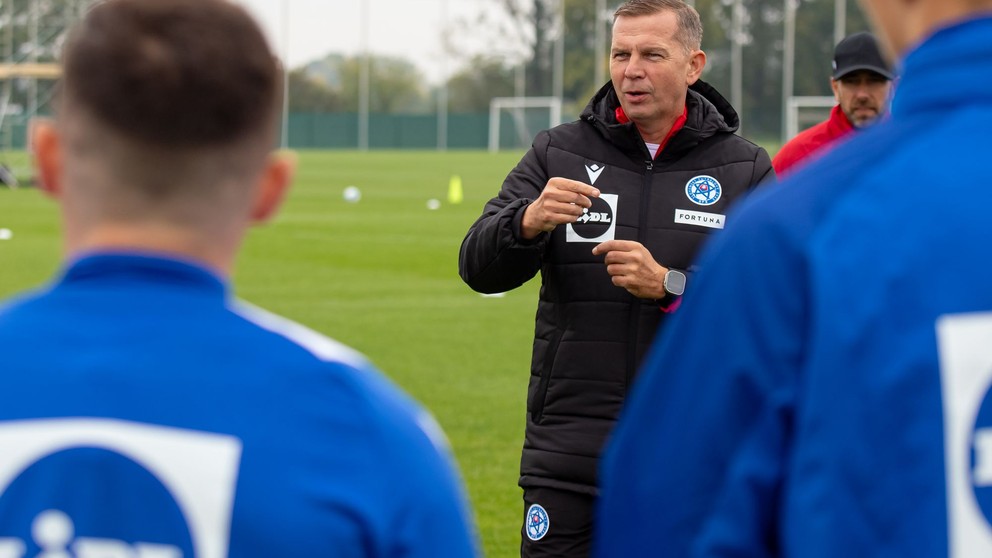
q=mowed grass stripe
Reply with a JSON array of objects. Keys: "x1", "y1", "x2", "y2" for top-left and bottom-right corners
[{"x1": 0, "y1": 149, "x2": 533, "y2": 557}]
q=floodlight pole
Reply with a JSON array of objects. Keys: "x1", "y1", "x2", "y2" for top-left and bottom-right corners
[
  {"x1": 834, "y1": 0, "x2": 846, "y2": 45},
  {"x1": 3, "y1": 0, "x2": 12, "y2": 153},
  {"x1": 595, "y1": 0, "x2": 606, "y2": 88},
  {"x1": 552, "y1": 0, "x2": 564, "y2": 112},
  {"x1": 730, "y1": 0, "x2": 743, "y2": 134},
  {"x1": 781, "y1": 0, "x2": 797, "y2": 142},
  {"x1": 28, "y1": 0, "x2": 38, "y2": 122},
  {"x1": 437, "y1": 0, "x2": 448, "y2": 151},
  {"x1": 280, "y1": 0, "x2": 289, "y2": 149},
  {"x1": 358, "y1": 1, "x2": 370, "y2": 151}
]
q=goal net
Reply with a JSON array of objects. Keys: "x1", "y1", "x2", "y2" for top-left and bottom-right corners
[
  {"x1": 488, "y1": 97, "x2": 563, "y2": 153},
  {"x1": 784, "y1": 96, "x2": 836, "y2": 140}
]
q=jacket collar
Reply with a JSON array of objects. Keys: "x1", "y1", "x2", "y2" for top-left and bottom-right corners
[
  {"x1": 827, "y1": 104, "x2": 855, "y2": 136},
  {"x1": 58, "y1": 252, "x2": 228, "y2": 298},
  {"x1": 581, "y1": 79, "x2": 738, "y2": 161}
]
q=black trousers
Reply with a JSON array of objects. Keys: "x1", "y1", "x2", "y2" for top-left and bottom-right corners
[{"x1": 520, "y1": 485, "x2": 595, "y2": 558}]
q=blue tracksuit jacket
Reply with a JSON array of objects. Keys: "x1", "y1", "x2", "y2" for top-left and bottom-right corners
[
  {"x1": 596, "y1": 16, "x2": 992, "y2": 558},
  {"x1": 0, "y1": 253, "x2": 478, "y2": 557}
]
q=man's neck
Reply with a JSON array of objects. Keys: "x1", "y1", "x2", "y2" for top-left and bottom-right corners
[
  {"x1": 636, "y1": 105, "x2": 689, "y2": 157},
  {"x1": 635, "y1": 116, "x2": 680, "y2": 145},
  {"x1": 66, "y1": 223, "x2": 239, "y2": 277}
]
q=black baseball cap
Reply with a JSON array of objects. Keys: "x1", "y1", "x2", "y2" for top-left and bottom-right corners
[{"x1": 832, "y1": 32, "x2": 894, "y2": 80}]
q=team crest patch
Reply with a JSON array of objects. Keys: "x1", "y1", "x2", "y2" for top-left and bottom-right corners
[
  {"x1": 525, "y1": 503, "x2": 550, "y2": 541},
  {"x1": 685, "y1": 175, "x2": 722, "y2": 206}
]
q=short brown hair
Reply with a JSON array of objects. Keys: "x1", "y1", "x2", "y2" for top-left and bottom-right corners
[
  {"x1": 61, "y1": 0, "x2": 280, "y2": 148},
  {"x1": 614, "y1": 0, "x2": 703, "y2": 53}
]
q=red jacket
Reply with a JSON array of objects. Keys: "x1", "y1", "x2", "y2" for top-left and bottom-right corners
[{"x1": 772, "y1": 104, "x2": 853, "y2": 176}]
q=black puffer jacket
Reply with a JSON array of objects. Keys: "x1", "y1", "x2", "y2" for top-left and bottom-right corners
[{"x1": 459, "y1": 80, "x2": 774, "y2": 494}]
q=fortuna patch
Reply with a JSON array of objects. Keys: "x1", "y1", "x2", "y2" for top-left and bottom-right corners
[
  {"x1": 685, "y1": 175, "x2": 722, "y2": 206},
  {"x1": 674, "y1": 209, "x2": 725, "y2": 229},
  {"x1": 525, "y1": 503, "x2": 550, "y2": 541}
]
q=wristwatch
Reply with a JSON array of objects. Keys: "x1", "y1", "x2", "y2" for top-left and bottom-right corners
[{"x1": 663, "y1": 268, "x2": 687, "y2": 297}]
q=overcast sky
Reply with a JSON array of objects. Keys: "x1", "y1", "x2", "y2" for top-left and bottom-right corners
[{"x1": 235, "y1": 0, "x2": 508, "y2": 84}]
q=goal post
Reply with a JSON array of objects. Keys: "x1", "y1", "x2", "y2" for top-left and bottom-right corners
[
  {"x1": 784, "y1": 96, "x2": 836, "y2": 140},
  {"x1": 488, "y1": 97, "x2": 563, "y2": 153}
]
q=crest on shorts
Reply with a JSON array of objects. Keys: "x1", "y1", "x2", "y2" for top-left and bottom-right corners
[
  {"x1": 525, "y1": 503, "x2": 550, "y2": 541},
  {"x1": 685, "y1": 175, "x2": 722, "y2": 206}
]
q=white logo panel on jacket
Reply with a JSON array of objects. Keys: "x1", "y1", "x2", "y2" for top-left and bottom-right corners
[
  {"x1": 0, "y1": 418, "x2": 242, "y2": 558},
  {"x1": 568, "y1": 162, "x2": 617, "y2": 243}
]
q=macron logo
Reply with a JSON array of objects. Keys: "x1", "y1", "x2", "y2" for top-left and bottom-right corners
[{"x1": 585, "y1": 163, "x2": 605, "y2": 185}]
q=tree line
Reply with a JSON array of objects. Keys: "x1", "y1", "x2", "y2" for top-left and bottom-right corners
[
  {"x1": 0, "y1": 0, "x2": 871, "y2": 142},
  {"x1": 289, "y1": 0, "x2": 871, "y2": 141}
]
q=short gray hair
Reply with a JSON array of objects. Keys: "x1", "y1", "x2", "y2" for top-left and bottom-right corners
[{"x1": 614, "y1": 0, "x2": 703, "y2": 53}]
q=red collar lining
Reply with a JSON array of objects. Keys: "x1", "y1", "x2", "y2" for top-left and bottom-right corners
[{"x1": 615, "y1": 105, "x2": 688, "y2": 158}]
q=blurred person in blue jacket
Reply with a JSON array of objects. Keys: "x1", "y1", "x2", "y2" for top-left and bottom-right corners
[{"x1": 595, "y1": 0, "x2": 992, "y2": 556}]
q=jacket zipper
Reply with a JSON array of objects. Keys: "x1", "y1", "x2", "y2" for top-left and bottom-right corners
[{"x1": 625, "y1": 159, "x2": 654, "y2": 392}]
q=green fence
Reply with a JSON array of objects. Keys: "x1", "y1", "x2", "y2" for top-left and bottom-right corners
[
  {"x1": 288, "y1": 113, "x2": 491, "y2": 149},
  {"x1": 0, "y1": 110, "x2": 565, "y2": 151},
  {"x1": 287, "y1": 110, "x2": 562, "y2": 150}
]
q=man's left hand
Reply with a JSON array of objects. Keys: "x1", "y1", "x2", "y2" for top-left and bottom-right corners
[{"x1": 591, "y1": 240, "x2": 667, "y2": 299}]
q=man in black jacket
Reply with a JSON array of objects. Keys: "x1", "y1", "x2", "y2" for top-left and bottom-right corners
[{"x1": 459, "y1": 1, "x2": 773, "y2": 555}]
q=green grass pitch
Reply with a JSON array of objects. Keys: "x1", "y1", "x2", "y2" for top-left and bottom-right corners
[
  {"x1": 0, "y1": 143, "x2": 785, "y2": 555},
  {"x1": 0, "y1": 149, "x2": 537, "y2": 557}
]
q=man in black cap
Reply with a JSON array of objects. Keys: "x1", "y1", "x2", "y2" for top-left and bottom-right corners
[{"x1": 773, "y1": 31, "x2": 895, "y2": 175}]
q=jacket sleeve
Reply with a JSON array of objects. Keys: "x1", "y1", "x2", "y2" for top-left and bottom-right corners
[
  {"x1": 458, "y1": 132, "x2": 553, "y2": 294},
  {"x1": 752, "y1": 146, "x2": 776, "y2": 188},
  {"x1": 594, "y1": 188, "x2": 804, "y2": 557}
]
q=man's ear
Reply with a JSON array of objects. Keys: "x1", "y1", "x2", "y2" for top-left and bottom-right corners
[
  {"x1": 686, "y1": 50, "x2": 706, "y2": 85},
  {"x1": 30, "y1": 119, "x2": 62, "y2": 199},
  {"x1": 250, "y1": 150, "x2": 296, "y2": 224},
  {"x1": 831, "y1": 77, "x2": 842, "y2": 103}
]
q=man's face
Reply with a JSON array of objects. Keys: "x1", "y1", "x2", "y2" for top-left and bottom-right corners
[
  {"x1": 832, "y1": 70, "x2": 892, "y2": 128},
  {"x1": 610, "y1": 11, "x2": 703, "y2": 138}
]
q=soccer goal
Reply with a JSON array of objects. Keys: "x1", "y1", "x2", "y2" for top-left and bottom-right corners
[
  {"x1": 0, "y1": 63, "x2": 63, "y2": 188},
  {"x1": 488, "y1": 97, "x2": 563, "y2": 153},
  {"x1": 784, "y1": 96, "x2": 836, "y2": 141}
]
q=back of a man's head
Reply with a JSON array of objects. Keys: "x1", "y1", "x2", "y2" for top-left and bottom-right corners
[
  {"x1": 62, "y1": 0, "x2": 279, "y2": 151},
  {"x1": 43, "y1": 0, "x2": 285, "y2": 241}
]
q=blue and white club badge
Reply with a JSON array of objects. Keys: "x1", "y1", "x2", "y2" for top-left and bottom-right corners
[
  {"x1": 685, "y1": 175, "x2": 722, "y2": 206},
  {"x1": 525, "y1": 503, "x2": 550, "y2": 541}
]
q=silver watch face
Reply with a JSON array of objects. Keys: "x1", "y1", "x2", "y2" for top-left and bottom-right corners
[{"x1": 664, "y1": 270, "x2": 687, "y2": 296}]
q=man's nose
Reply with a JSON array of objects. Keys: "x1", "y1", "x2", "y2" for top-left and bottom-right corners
[{"x1": 625, "y1": 55, "x2": 645, "y2": 78}]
